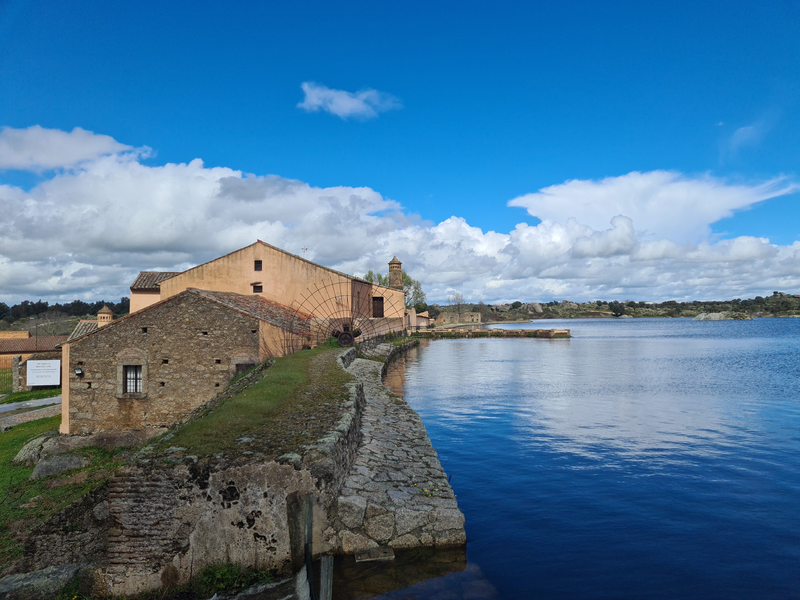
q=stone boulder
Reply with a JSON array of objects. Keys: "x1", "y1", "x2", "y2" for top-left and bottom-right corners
[
  {"x1": 693, "y1": 312, "x2": 752, "y2": 321},
  {"x1": 40, "y1": 428, "x2": 166, "y2": 458},
  {"x1": 30, "y1": 454, "x2": 91, "y2": 480},
  {"x1": 12, "y1": 432, "x2": 58, "y2": 467},
  {"x1": 0, "y1": 563, "x2": 86, "y2": 600}
]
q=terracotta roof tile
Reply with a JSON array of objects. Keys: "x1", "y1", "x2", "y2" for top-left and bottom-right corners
[
  {"x1": 189, "y1": 289, "x2": 312, "y2": 335},
  {"x1": 130, "y1": 271, "x2": 180, "y2": 290},
  {"x1": 0, "y1": 335, "x2": 68, "y2": 354},
  {"x1": 67, "y1": 320, "x2": 98, "y2": 342}
]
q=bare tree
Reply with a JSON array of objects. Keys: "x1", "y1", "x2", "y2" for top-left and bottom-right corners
[{"x1": 447, "y1": 292, "x2": 466, "y2": 324}]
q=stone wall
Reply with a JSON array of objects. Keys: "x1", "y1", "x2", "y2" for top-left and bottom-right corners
[
  {"x1": 22, "y1": 486, "x2": 112, "y2": 574},
  {"x1": 66, "y1": 292, "x2": 262, "y2": 434},
  {"x1": 332, "y1": 346, "x2": 466, "y2": 554},
  {"x1": 23, "y1": 348, "x2": 367, "y2": 597}
]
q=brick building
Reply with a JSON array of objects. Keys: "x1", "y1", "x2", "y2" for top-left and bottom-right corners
[
  {"x1": 0, "y1": 331, "x2": 68, "y2": 370},
  {"x1": 60, "y1": 289, "x2": 310, "y2": 435}
]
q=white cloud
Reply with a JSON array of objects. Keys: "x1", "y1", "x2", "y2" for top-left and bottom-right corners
[
  {"x1": 2, "y1": 127, "x2": 800, "y2": 305},
  {"x1": 297, "y1": 82, "x2": 402, "y2": 120},
  {"x1": 0, "y1": 125, "x2": 134, "y2": 171},
  {"x1": 508, "y1": 171, "x2": 798, "y2": 243},
  {"x1": 723, "y1": 108, "x2": 781, "y2": 161}
]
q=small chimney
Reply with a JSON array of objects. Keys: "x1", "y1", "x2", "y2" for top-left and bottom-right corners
[
  {"x1": 389, "y1": 256, "x2": 403, "y2": 291},
  {"x1": 97, "y1": 305, "x2": 113, "y2": 328}
]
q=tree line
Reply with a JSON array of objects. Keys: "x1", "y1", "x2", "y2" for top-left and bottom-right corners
[{"x1": 0, "y1": 298, "x2": 131, "y2": 324}]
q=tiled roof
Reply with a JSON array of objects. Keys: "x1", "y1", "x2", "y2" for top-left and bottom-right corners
[
  {"x1": 67, "y1": 320, "x2": 98, "y2": 342},
  {"x1": 189, "y1": 289, "x2": 312, "y2": 335},
  {"x1": 0, "y1": 335, "x2": 69, "y2": 354},
  {"x1": 130, "y1": 271, "x2": 180, "y2": 290}
]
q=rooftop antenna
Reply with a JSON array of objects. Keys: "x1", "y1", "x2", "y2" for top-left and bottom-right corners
[{"x1": 302, "y1": 247, "x2": 308, "y2": 258}]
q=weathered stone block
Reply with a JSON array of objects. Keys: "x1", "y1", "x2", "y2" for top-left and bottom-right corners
[
  {"x1": 337, "y1": 496, "x2": 366, "y2": 529},
  {"x1": 430, "y1": 509, "x2": 465, "y2": 531},
  {"x1": 394, "y1": 508, "x2": 428, "y2": 536},
  {"x1": 364, "y1": 513, "x2": 394, "y2": 543},
  {"x1": 340, "y1": 531, "x2": 378, "y2": 554},
  {"x1": 364, "y1": 503, "x2": 386, "y2": 519},
  {"x1": 388, "y1": 533, "x2": 419, "y2": 549}
]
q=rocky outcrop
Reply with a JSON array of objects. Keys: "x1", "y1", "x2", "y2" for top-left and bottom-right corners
[{"x1": 693, "y1": 312, "x2": 753, "y2": 321}]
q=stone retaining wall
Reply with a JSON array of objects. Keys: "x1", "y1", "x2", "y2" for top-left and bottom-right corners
[
  {"x1": 87, "y1": 349, "x2": 363, "y2": 597},
  {"x1": 332, "y1": 344, "x2": 466, "y2": 554},
  {"x1": 18, "y1": 349, "x2": 364, "y2": 597},
  {"x1": 379, "y1": 339, "x2": 420, "y2": 380}
]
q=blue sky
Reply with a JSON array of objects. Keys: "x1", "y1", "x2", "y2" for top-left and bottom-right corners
[{"x1": 0, "y1": 1, "x2": 799, "y2": 303}]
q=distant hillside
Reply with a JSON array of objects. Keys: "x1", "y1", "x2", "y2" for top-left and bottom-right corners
[{"x1": 428, "y1": 292, "x2": 800, "y2": 322}]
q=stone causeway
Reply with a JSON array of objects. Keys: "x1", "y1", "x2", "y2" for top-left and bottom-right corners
[{"x1": 334, "y1": 345, "x2": 465, "y2": 553}]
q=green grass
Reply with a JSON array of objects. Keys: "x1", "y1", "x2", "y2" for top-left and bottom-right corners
[
  {"x1": 0, "y1": 368, "x2": 11, "y2": 395},
  {"x1": 163, "y1": 340, "x2": 354, "y2": 457},
  {"x1": 55, "y1": 562, "x2": 277, "y2": 600},
  {"x1": 1, "y1": 388, "x2": 62, "y2": 405},
  {"x1": 0, "y1": 415, "x2": 128, "y2": 569}
]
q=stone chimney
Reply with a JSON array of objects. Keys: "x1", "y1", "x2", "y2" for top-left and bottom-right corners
[
  {"x1": 389, "y1": 256, "x2": 403, "y2": 291},
  {"x1": 97, "y1": 305, "x2": 113, "y2": 328}
]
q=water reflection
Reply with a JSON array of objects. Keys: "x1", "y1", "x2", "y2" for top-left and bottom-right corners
[
  {"x1": 397, "y1": 319, "x2": 800, "y2": 599},
  {"x1": 332, "y1": 547, "x2": 499, "y2": 600}
]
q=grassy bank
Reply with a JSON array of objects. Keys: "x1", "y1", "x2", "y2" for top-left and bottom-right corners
[
  {"x1": 161, "y1": 342, "x2": 354, "y2": 458},
  {"x1": 0, "y1": 416, "x2": 128, "y2": 569}
]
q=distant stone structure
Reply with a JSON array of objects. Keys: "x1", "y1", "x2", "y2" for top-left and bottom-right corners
[
  {"x1": 435, "y1": 312, "x2": 482, "y2": 325},
  {"x1": 388, "y1": 256, "x2": 403, "y2": 290}
]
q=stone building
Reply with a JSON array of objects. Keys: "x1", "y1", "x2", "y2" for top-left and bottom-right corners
[
  {"x1": 434, "y1": 312, "x2": 482, "y2": 325},
  {"x1": 129, "y1": 241, "x2": 406, "y2": 324},
  {"x1": 60, "y1": 289, "x2": 310, "y2": 435}
]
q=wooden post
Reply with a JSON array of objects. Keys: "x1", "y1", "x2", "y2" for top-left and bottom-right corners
[
  {"x1": 304, "y1": 494, "x2": 319, "y2": 600},
  {"x1": 319, "y1": 555, "x2": 333, "y2": 600}
]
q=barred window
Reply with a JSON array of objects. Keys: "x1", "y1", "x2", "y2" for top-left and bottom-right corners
[
  {"x1": 254, "y1": 260, "x2": 262, "y2": 271},
  {"x1": 124, "y1": 365, "x2": 142, "y2": 393}
]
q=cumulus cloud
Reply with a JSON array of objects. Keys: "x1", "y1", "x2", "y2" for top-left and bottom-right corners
[
  {"x1": 297, "y1": 82, "x2": 402, "y2": 120},
  {"x1": 0, "y1": 125, "x2": 134, "y2": 171},
  {"x1": 2, "y1": 127, "x2": 800, "y2": 305},
  {"x1": 508, "y1": 171, "x2": 798, "y2": 243}
]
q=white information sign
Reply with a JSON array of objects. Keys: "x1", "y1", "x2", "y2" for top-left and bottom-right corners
[{"x1": 27, "y1": 360, "x2": 61, "y2": 386}]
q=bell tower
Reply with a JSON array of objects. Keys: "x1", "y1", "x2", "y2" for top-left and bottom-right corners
[
  {"x1": 388, "y1": 256, "x2": 403, "y2": 290},
  {"x1": 97, "y1": 305, "x2": 113, "y2": 328}
]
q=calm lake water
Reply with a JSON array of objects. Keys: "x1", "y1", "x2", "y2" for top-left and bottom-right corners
[{"x1": 373, "y1": 318, "x2": 800, "y2": 599}]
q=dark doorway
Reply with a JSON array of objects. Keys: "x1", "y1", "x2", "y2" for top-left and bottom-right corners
[{"x1": 372, "y1": 297, "x2": 384, "y2": 318}]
